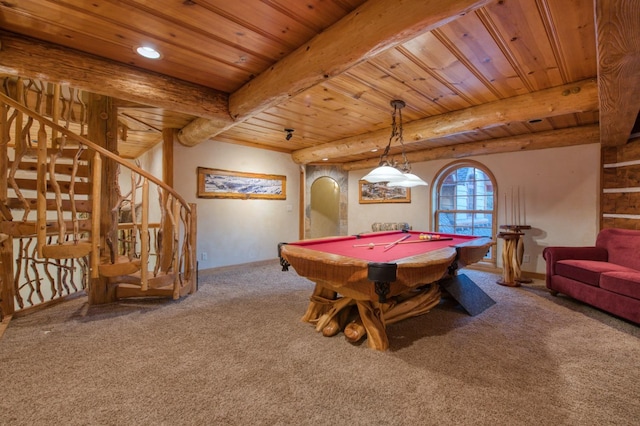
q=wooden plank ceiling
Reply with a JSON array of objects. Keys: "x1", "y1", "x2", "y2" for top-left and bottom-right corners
[{"x1": 0, "y1": 0, "x2": 637, "y2": 164}]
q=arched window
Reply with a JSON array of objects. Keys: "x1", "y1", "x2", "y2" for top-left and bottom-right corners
[{"x1": 433, "y1": 161, "x2": 496, "y2": 263}]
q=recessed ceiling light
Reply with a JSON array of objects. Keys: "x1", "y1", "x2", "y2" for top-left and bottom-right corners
[
  {"x1": 371, "y1": 148, "x2": 378, "y2": 152},
  {"x1": 136, "y1": 46, "x2": 161, "y2": 59},
  {"x1": 322, "y1": 158, "x2": 329, "y2": 161}
]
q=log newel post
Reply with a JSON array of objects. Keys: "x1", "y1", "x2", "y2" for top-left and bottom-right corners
[
  {"x1": 87, "y1": 93, "x2": 118, "y2": 304},
  {"x1": 188, "y1": 202, "x2": 197, "y2": 294},
  {"x1": 140, "y1": 178, "x2": 149, "y2": 291}
]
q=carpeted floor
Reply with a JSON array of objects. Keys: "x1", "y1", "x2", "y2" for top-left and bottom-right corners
[{"x1": 0, "y1": 261, "x2": 638, "y2": 426}]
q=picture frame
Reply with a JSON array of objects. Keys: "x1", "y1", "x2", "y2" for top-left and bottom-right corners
[
  {"x1": 197, "y1": 167, "x2": 286, "y2": 200},
  {"x1": 358, "y1": 180, "x2": 411, "y2": 204}
]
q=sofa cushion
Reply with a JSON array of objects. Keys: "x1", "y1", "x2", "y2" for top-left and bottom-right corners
[
  {"x1": 555, "y1": 260, "x2": 636, "y2": 287},
  {"x1": 600, "y1": 271, "x2": 640, "y2": 300},
  {"x1": 596, "y1": 228, "x2": 640, "y2": 270}
]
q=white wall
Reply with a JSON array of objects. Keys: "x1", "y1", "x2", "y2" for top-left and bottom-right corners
[
  {"x1": 347, "y1": 181, "x2": 432, "y2": 233},
  {"x1": 121, "y1": 141, "x2": 164, "y2": 222},
  {"x1": 172, "y1": 139, "x2": 599, "y2": 273},
  {"x1": 348, "y1": 143, "x2": 601, "y2": 274},
  {"x1": 173, "y1": 141, "x2": 300, "y2": 269}
]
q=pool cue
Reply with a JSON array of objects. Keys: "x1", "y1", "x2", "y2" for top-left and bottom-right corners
[
  {"x1": 352, "y1": 237, "x2": 452, "y2": 247},
  {"x1": 383, "y1": 234, "x2": 411, "y2": 251},
  {"x1": 398, "y1": 237, "x2": 452, "y2": 244}
]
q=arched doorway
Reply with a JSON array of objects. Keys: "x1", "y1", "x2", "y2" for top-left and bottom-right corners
[{"x1": 310, "y1": 176, "x2": 340, "y2": 238}]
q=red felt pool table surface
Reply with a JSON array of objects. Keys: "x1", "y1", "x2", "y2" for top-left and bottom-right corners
[{"x1": 286, "y1": 230, "x2": 480, "y2": 263}]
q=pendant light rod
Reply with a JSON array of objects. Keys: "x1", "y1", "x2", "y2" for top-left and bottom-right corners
[{"x1": 362, "y1": 99, "x2": 427, "y2": 187}]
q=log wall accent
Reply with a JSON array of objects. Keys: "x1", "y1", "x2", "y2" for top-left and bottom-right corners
[
  {"x1": 0, "y1": 32, "x2": 230, "y2": 124},
  {"x1": 596, "y1": 0, "x2": 640, "y2": 147},
  {"x1": 601, "y1": 136, "x2": 640, "y2": 230},
  {"x1": 177, "y1": 0, "x2": 493, "y2": 147},
  {"x1": 343, "y1": 125, "x2": 599, "y2": 171},
  {"x1": 299, "y1": 79, "x2": 599, "y2": 166}
]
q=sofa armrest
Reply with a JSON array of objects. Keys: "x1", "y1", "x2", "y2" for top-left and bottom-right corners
[{"x1": 542, "y1": 246, "x2": 608, "y2": 276}]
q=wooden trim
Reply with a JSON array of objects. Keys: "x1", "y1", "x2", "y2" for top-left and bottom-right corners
[
  {"x1": 299, "y1": 167, "x2": 305, "y2": 240},
  {"x1": 10, "y1": 292, "x2": 87, "y2": 319},
  {"x1": 162, "y1": 128, "x2": 175, "y2": 188}
]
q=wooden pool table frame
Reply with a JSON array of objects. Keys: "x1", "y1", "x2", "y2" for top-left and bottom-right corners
[{"x1": 279, "y1": 231, "x2": 493, "y2": 351}]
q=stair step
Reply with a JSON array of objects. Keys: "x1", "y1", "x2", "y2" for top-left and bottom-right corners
[
  {"x1": 8, "y1": 160, "x2": 90, "y2": 178},
  {"x1": 115, "y1": 284, "x2": 175, "y2": 300},
  {"x1": 108, "y1": 271, "x2": 176, "y2": 289},
  {"x1": 11, "y1": 178, "x2": 90, "y2": 195},
  {"x1": 0, "y1": 203, "x2": 12, "y2": 221},
  {"x1": 99, "y1": 259, "x2": 141, "y2": 277},
  {"x1": 0, "y1": 219, "x2": 92, "y2": 237},
  {"x1": 41, "y1": 241, "x2": 92, "y2": 259},
  {"x1": 6, "y1": 197, "x2": 92, "y2": 213},
  {"x1": 13, "y1": 147, "x2": 91, "y2": 161}
]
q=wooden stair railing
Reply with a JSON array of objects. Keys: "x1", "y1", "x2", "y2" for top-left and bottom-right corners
[{"x1": 0, "y1": 87, "x2": 197, "y2": 317}]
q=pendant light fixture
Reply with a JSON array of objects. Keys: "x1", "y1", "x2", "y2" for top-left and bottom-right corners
[{"x1": 361, "y1": 100, "x2": 428, "y2": 187}]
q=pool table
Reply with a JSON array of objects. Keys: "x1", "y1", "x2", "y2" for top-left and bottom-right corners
[{"x1": 278, "y1": 230, "x2": 492, "y2": 351}]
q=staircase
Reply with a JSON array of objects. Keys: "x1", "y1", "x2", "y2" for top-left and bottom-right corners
[{"x1": 0, "y1": 78, "x2": 197, "y2": 320}]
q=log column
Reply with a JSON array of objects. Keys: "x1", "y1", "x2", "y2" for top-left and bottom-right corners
[
  {"x1": 160, "y1": 128, "x2": 176, "y2": 273},
  {"x1": 0, "y1": 97, "x2": 14, "y2": 318},
  {"x1": 87, "y1": 93, "x2": 119, "y2": 304}
]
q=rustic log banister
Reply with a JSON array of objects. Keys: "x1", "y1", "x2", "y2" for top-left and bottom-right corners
[
  {"x1": 69, "y1": 145, "x2": 85, "y2": 242},
  {"x1": 91, "y1": 153, "x2": 101, "y2": 279},
  {"x1": 35, "y1": 120, "x2": 47, "y2": 258},
  {"x1": 0, "y1": 86, "x2": 197, "y2": 319},
  {"x1": 140, "y1": 178, "x2": 149, "y2": 291},
  {"x1": 0, "y1": 92, "x2": 191, "y2": 211}
]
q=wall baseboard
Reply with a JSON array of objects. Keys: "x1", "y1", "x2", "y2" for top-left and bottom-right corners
[{"x1": 466, "y1": 264, "x2": 545, "y2": 282}]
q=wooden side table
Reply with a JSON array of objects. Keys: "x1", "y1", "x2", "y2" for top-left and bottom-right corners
[{"x1": 497, "y1": 225, "x2": 532, "y2": 287}]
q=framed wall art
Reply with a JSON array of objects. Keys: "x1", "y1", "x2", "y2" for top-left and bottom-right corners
[
  {"x1": 197, "y1": 167, "x2": 286, "y2": 200},
  {"x1": 358, "y1": 180, "x2": 411, "y2": 204}
]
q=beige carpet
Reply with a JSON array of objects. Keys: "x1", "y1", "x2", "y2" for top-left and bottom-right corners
[{"x1": 0, "y1": 261, "x2": 638, "y2": 425}]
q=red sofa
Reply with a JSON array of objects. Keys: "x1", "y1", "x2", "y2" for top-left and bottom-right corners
[{"x1": 543, "y1": 228, "x2": 640, "y2": 324}]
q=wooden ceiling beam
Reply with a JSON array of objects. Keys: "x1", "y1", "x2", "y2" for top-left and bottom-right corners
[
  {"x1": 596, "y1": 0, "x2": 640, "y2": 146},
  {"x1": 292, "y1": 79, "x2": 599, "y2": 164},
  {"x1": 0, "y1": 32, "x2": 231, "y2": 124},
  {"x1": 342, "y1": 124, "x2": 601, "y2": 171},
  {"x1": 177, "y1": 0, "x2": 493, "y2": 147}
]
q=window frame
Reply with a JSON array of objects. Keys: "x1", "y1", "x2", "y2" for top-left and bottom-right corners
[{"x1": 432, "y1": 160, "x2": 497, "y2": 265}]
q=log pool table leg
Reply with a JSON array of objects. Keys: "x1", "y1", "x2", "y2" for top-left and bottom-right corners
[
  {"x1": 355, "y1": 300, "x2": 389, "y2": 351},
  {"x1": 301, "y1": 283, "x2": 338, "y2": 323}
]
